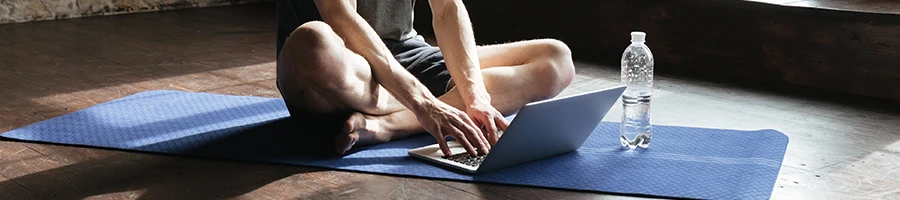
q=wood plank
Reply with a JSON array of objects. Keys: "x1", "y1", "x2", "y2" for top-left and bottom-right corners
[
  {"x1": 2, "y1": 1, "x2": 900, "y2": 199},
  {"x1": 0, "y1": 168, "x2": 39, "y2": 199},
  {"x1": 1, "y1": 143, "x2": 482, "y2": 199},
  {"x1": 207, "y1": 62, "x2": 278, "y2": 89},
  {"x1": 744, "y1": 0, "x2": 811, "y2": 5},
  {"x1": 206, "y1": 80, "x2": 281, "y2": 98},
  {"x1": 786, "y1": 0, "x2": 900, "y2": 14},
  {"x1": 742, "y1": 0, "x2": 900, "y2": 15}
]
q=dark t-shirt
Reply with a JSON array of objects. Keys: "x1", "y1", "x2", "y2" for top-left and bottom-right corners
[{"x1": 275, "y1": 0, "x2": 418, "y2": 57}]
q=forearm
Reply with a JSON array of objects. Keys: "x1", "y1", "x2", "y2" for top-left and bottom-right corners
[
  {"x1": 430, "y1": 0, "x2": 490, "y2": 105},
  {"x1": 315, "y1": 0, "x2": 437, "y2": 113}
]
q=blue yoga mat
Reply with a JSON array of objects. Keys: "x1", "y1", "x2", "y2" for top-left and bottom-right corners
[{"x1": 1, "y1": 90, "x2": 788, "y2": 199}]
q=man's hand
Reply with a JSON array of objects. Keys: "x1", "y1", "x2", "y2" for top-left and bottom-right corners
[
  {"x1": 416, "y1": 99, "x2": 491, "y2": 157},
  {"x1": 466, "y1": 98, "x2": 509, "y2": 146}
]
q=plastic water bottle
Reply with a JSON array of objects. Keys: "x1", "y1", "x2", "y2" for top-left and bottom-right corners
[{"x1": 620, "y1": 31, "x2": 654, "y2": 149}]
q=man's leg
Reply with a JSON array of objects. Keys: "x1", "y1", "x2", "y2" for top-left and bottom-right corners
[
  {"x1": 278, "y1": 21, "x2": 410, "y2": 152},
  {"x1": 339, "y1": 39, "x2": 576, "y2": 152}
]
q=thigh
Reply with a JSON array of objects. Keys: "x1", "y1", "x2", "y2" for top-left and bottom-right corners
[
  {"x1": 392, "y1": 38, "x2": 559, "y2": 96},
  {"x1": 475, "y1": 39, "x2": 563, "y2": 69}
]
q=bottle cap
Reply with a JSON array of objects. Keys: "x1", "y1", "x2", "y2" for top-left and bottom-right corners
[{"x1": 631, "y1": 31, "x2": 646, "y2": 43}]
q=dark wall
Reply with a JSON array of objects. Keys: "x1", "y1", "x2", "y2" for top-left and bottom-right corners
[{"x1": 417, "y1": 0, "x2": 900, "y2": 100}]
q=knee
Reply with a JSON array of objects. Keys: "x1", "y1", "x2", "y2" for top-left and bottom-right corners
[
  {"x1": 278, "y1": 21, "x2": 359, "y2": 91},
  {"x1": 280, "y1": 21, "x2": 339, "y2": 71},
  {"x1": 532, "y1": 39, "x2": 576, "y2": 100},
  {"x1": 283, "y1": 21, "x2": 341, "y2": 53},
  {"x1": 541, "y1": 39, "x2": 576, "y2": 85},
  {"x1": 536, "y1": 39, "x2": 573, "y2": 60}
]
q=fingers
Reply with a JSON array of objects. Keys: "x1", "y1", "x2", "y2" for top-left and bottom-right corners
[
  {"x1": 485, "y1": 115, "x2": 499, "y2": 146},
  {"x1": 496, "y1": 114, "x2": 510, "y2": 131},
  {"x1": 422, "y1": 101, "x2": 498, "y2": 156},
  {"x1": 434, "y1": 129, "x2": 452, "y2": 157},
  {"x1": 460, "y1": 115, "x2": 490, "y2": 155},
  {"x1": 449, "y1": 125, "x2": 479, "y2": 156}
]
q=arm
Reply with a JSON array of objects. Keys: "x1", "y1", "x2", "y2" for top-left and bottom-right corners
[
  {"x1": 429, "y1": 0, "x2": 509, "y2": 145},
  {"x1": 429, "y1": 0, "x2": 486, "y2": 108},
  {"x1": 313, "y1": 0, "x2": 489, "y2": 156},
  {"x1": 313, "y1": 0, "x2": 432, "y2": 113}
]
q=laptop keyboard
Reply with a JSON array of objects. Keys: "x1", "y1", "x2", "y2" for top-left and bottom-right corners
[{"x1": 444, "y1": 153, "x2": 487, "y2": 167}]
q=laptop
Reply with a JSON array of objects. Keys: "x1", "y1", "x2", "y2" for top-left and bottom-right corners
[{"x1": 408, "y1": 85, "x2": 627, "y2": 174}]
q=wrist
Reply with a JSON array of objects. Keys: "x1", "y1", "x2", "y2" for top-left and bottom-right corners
[
  {"x1": 409, "y1": 91, "x2": 440, "y2": 115},
  {"x1": 459, "y1": 84, "x2": 491, "y2": 106}
]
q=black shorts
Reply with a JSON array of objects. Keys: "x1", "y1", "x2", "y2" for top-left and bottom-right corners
[{"x1": 276, "y1": 0, "x2": 451, "y2": 135}]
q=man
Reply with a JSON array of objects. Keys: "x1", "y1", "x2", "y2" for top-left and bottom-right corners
[{"x1": 276, "y1": 0, "x2": 575, "y2": 156}]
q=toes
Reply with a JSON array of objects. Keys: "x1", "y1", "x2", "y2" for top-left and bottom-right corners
[
  {"x1": 343, "y1": 112, "x2": 366, "y2": 133},
  {"x1": 336, "y1": 132, "x2": 359, "y2": 155},
  {"x1": 343, "y1": 117, "x2": 355, "y2": 134},
  {"x1": 335, "y1": 112, "x2": 383, "y2": 155}
]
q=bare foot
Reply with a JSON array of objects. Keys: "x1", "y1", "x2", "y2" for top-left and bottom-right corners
[
  {"x1": 334, "y1": 112, "x2": 383, "y2": 155},
  {"x1": 334, "y1": 110, "x2": 428, "y2": 155}
]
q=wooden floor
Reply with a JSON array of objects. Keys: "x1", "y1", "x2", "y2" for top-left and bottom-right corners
[
  {"x1": 746, "y1": 0, "x2": 900, "y2": 14},
  {"x1": 1, "y1": 2, "x2": 899, "y2": 199}
]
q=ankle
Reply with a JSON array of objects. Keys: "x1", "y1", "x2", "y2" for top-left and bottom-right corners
[
  {"x1": 364, "y1": 116, "x2": 393, "y2": 143},
  {"x1": 373, "y1": 111, "x2": 424, "y2": 141}
]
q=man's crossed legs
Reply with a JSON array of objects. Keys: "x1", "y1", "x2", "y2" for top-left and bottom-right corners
[{"x1": 277, "y1": 21, "x2": 575, "y2": 155}]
